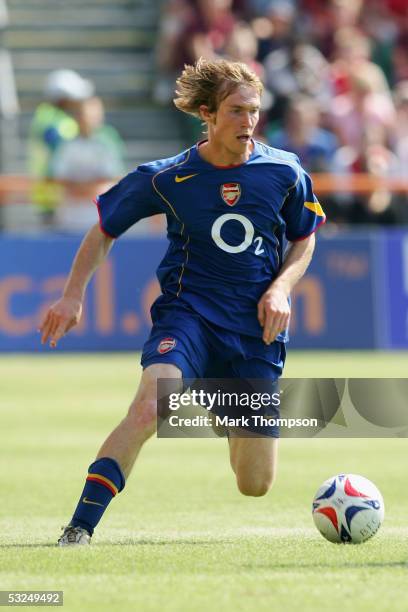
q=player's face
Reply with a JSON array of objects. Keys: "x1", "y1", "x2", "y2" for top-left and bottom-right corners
[{"x1": 203, "y1": 85, "x2": 261, "y2": 163}]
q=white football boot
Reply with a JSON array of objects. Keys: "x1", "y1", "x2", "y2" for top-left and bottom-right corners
[{"x1": 58, "y1": 525, "x2": 91, "y2": 546}]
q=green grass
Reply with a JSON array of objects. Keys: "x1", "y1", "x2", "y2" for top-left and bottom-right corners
[{"x1": 1, "y1": 352, "x2": 407, "y2": 611}]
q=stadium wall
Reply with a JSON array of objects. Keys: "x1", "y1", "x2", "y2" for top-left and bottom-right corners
[{"x1": 1, "y1": 230, "x2": 407, "y2": 351}]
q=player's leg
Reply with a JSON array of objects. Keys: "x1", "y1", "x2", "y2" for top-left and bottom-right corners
[
  {"x1": 95, "y1": 362, "x2": 181, "y2": 477},
  {"x1": 95, "y1": 298, "x2": 208, "y2": 478},
  {"x1": 59, "y1": 298, "x2": 209, "y2": 545},
  {"x1": 59, "y1": 363, "x2": 181, "y2": 545},
  {"x1": 202, "y1": 362, "x2": 280, "y2": 496},
  {"x1": 225, "y1": 337, "x2": 285, "y2": 497},
  {"x1": 228, "y1": 435, "x2": 278, "y2": 497}
]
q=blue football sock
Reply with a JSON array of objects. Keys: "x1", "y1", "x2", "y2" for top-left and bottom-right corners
[{"x1": 70, "y1": 457, "x2": 125, "y2": 536}]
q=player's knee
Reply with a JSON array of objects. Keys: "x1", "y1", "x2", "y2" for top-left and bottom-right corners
[
  {"x1": 127, "y1": 398, "x2": 157, "y2": 438},
  {"x1": 236, "y1": 470, "x2": 275, "y2": 497},
  {"x1": 236, "y1": 477, "x2": 271, "y2": 497}
]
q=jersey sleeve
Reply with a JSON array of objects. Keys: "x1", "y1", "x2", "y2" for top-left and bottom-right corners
[
  {"x1": 95, "y1": 165, "x2": 164, "y2": 238},
  {"x1": 281, "y1": 164, "x2": 326, "y2": 242}
]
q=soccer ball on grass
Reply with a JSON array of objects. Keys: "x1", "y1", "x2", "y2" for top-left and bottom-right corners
[{"x1": 312, "y1": 474, "x2": 384, "y2": 544}]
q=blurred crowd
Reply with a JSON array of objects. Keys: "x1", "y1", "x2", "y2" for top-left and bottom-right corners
[{"x1": 155, "y1": 0, "x2": 408, "y2": 225}]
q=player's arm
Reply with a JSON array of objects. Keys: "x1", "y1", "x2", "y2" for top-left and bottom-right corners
[
  {"x1": 39, "y1": 223, "x2": 114, "y2": 348},
  {"x1": 39, "y1": 162, "x2": 165, "y2": 348},
  {"x1": 257, "y1": 233, "x2": 315, "y2": 344},
  {"x1": 258, "y1": 160, "x2": 325, "y2": 345}
]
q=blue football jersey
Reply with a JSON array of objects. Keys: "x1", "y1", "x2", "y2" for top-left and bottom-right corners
[{"x1": 96, "y1": 140, "x2": 325, "y2": 341}]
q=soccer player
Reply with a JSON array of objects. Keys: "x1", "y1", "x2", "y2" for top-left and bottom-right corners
[{"x1": 39, "y1": 58, "x2": 325, "y2": 546}]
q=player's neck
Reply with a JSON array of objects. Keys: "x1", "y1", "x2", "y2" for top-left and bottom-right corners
[{"x1": 198, "y1": 140, "x2": 253, "y2": 167}]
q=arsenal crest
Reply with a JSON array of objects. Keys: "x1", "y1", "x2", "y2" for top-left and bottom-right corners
[
  {"x1": 220, "y1": 183, "x2": 241, "y2": 206},
  {"x1": 157, "y1": 337, "x2": 177, "y2": 354}
]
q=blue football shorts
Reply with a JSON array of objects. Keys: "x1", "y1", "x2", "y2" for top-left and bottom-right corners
[{"x1": 141, "y1": 296, "x2": 286, "y2": 437}]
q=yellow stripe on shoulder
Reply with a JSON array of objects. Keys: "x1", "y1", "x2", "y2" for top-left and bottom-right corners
[{"x1": 304, "y1": 201, "x2": 325, "y2": 217}]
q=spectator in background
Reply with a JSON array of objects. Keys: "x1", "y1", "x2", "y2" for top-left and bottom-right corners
[
  {"x1": 328, "y1": 27, "x2": 372, "y2": 97},
  {"x1": 154, "y1": 0, "x2": 196, "y2": 104},
  {"x1": 391, "y1": 32, "x2": 408, "y2": 85},
  {"x1": 250, "y1": 0, "x2": 296, "y2": 62},
  {"x1": 360, "y1": 0, "x2": 398, "y2": 86},
  {"x1": 263, "y1": 40, "x2": 330, "y2": 124},
  {"x1": 323, "y1": 30, "x2": 400, "y2": 224},
  {"x1": 330, "y1": 63, "x2": 396, "y2": 154},
  {"x1": 52, "y1": 97, "x2": 124, "y2": 183},
  {"x1": 300, "y1": 0, "x2": 364, "y2": 58},
  {"x1": 28, "y1": 69, "x2": 94, "y2": 226},
  {"x1": 344, "y1": 129, "x2": 402, "y2": 225},
  {"x1": 392, "y1": 81, "x2": 408, "y2": 179},
  {"x1": 51, "y1": 96, "x2": 125, "y2": 233},
  {"x1": 182, "y1": 0, "x2": 237, "y2": 64},
  {"x1": 268, "y1": 95, "x2": 338, "y2": 172},
  {"x1": 333, "y1": 123, "x2": 402, "y2": 225},
  {"x1": 224, "y1": 21, "x2": 263, "y2": 77}
]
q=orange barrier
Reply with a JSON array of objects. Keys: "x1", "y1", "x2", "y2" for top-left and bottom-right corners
[
  {"x1": 0, "y1": 173, "x2": 408, "y2": 205},
  {"x1": 0, "y1": 175, "x2": 32, "y2": 204},
  {"x1": 311, "y1": 174, "x2": 408, "y2": 195},
  {"x1": 0, "y1": 176, "x2": 116, "y2": 205}
]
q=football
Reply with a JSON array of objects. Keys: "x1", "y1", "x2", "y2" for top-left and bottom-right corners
[{"x1": 312, "y1": 474, "x2": 384, "y2": 544}]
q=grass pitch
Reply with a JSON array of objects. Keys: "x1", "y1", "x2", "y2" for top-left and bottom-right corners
[{"x1": 1, "y1": 352, "x2": 408, "y2": 612}]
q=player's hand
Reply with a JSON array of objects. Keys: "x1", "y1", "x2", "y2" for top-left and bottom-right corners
[
  {"x1": 257, "y1": 286, "x2": 290, "y2": 345},
  {"x1": 38, "y1": 297, "x2": 83, "y2": 348}
]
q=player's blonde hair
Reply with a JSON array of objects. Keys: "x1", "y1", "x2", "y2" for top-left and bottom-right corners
[{"x1": 174, "y1": 57, "x2": 263, "y2": 118}]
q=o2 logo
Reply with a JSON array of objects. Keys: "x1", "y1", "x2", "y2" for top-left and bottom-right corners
[{"x1": 211, "y1": 213, "x2": 264, "y2": 255}]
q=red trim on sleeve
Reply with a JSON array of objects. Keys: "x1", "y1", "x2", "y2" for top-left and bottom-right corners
[
  {"x1": 93, "y1": 197, "x2": 116, "y2": 239},
  {"x1": 289, "y1": 215, "x2": 326, "y2": 242}
]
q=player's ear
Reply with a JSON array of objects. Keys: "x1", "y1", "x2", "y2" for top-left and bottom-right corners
[{"x1": 199, "y1": 104, "x2": 215, "y2": 124}]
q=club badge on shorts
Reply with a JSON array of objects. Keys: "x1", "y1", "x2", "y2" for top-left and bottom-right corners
[
  {"x1": 157, "y1": 337, "x2": 177, "y2": 354},
  {"x1": 220, "y1": 183, "x2": 241, "y2": 206}
]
